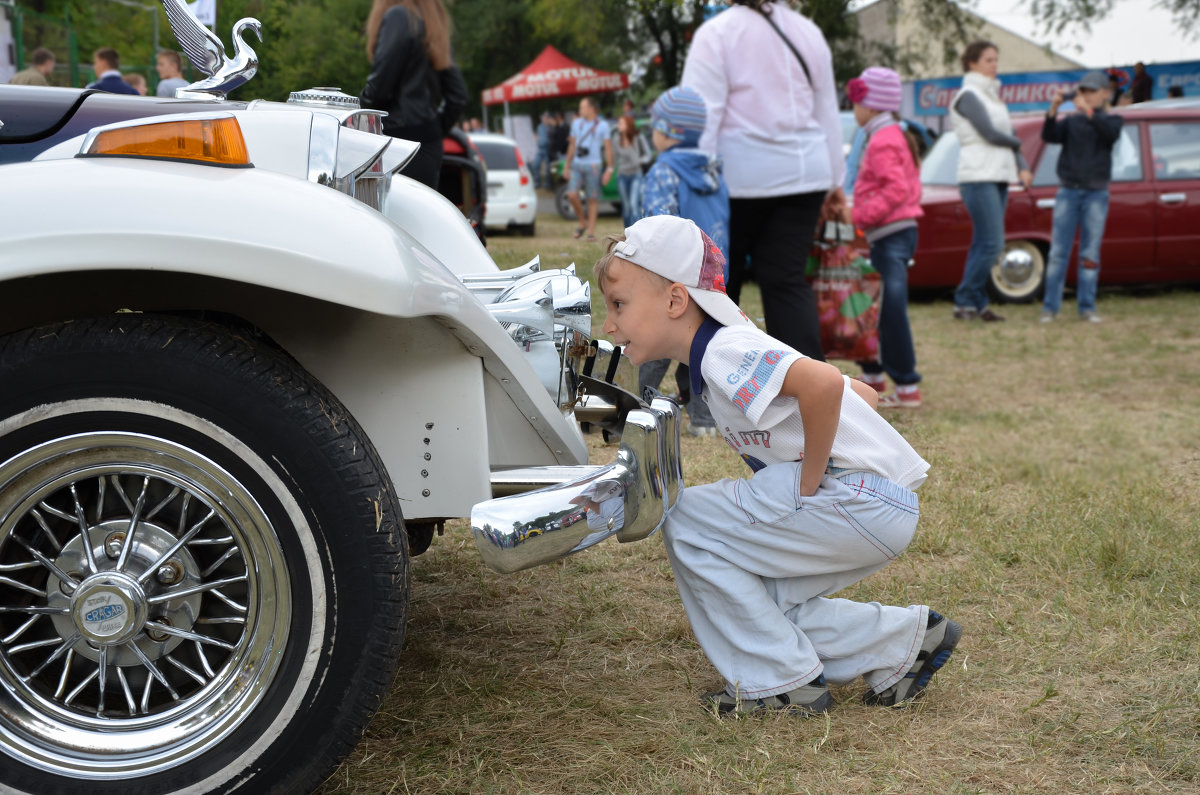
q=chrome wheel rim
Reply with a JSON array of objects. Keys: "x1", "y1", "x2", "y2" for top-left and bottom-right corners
[
  {"x1": 0, "y1": 430, "x2": 290, "y2": 778},
  {"x1": 991, "y1": 242, "x2": 1045, "y2": 301}
]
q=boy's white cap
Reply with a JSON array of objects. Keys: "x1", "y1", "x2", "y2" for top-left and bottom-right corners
[{"x1": 611, "y1": 216, "x2": 753, "y2": 328}]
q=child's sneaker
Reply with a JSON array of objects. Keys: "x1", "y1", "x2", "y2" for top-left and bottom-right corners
[
  {"x1": 687, "y1": 423, "x2": 719, "y2": 438},
  {"x1": 878, "y1": 385, "x2": 921, "y2": 409},
  {"x1": 702, "y1": 675, "x2": 834, "y2": 717},
  {"x1": 864, "y1": 610, "x2": 961, "y2": 707}
]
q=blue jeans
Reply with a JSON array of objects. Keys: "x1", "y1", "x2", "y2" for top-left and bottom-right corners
[
  {"x1": 954, "y1": 182, "x2": 1008, "y2": 311},
  {"x1": 860, "y1": 226, "x2": 921, "y2": 385},
  {"x1": 1042, "y1": 187, "x2": 1110, "y2": 315},
  {"x1": 617, "y1": 172, "x2": 643, "y2": 228},
  {"x1": 531, "y1": 145, "x2": 550, "y2": 188}
]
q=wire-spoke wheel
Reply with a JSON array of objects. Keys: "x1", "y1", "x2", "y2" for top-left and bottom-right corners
[
  {"x1": 0, "y1": 430, "x2": 287, "y2": 776},
  {"x1": 0, "y1": 315, "x2": 408, "y2": 794}
]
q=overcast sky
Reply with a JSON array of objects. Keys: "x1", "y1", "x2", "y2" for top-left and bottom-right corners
[{"x1": 969, "y1": 0, "x2": 1198, "y2": 68}]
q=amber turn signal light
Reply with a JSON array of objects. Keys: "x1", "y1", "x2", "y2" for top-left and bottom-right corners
[{"x1": 85, "y1": 116, "x2": 250, "y2": 166}]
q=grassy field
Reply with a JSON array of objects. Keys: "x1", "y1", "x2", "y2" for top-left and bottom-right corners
[{"x1": 319, "y1": 210, "x2": 1200, "y2": 794}]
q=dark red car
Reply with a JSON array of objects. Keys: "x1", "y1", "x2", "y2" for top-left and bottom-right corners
[{"x1": 911, "y1": 102, "x2": 1200, "y2": 302}]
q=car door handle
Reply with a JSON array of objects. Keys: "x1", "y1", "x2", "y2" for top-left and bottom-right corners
[
  {"x1": 1036, "y1": 198, "x2": 1056, "y2": 209},
  {"x1": 1160, "y1": 193, "x2": 1187, "y2": 206}
]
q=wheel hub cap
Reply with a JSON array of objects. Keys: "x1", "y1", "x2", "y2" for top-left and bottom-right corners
[
  {"x1": 72, "y1": 573, "x2": 145, "y2": 646},
  {"x1": 999, "y1": 249, "x2": 1035, "y2": 285}
]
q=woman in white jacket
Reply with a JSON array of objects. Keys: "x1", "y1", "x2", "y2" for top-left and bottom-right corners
[
  {"x1": 681, "y1": 0, "x2": 844, "y2": 360},
  {"x1": 950, "y1": 41, "x2": 1033, "y2": 321}
]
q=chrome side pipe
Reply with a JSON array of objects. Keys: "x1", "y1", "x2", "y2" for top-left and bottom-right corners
[{"x1": 472, "y1": 397, "x2": 682, "y2": 573}]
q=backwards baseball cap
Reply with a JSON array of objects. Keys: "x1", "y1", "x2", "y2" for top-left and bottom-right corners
[
  {"x1": 1077, "y1": 70, "x2": 1109, "y2": 91},
  {"x1": 610, "y1": 216, "x2": 752, "y2": 328}
]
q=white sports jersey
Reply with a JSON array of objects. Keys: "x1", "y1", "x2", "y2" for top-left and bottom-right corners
[{"x1": 692, "y1": 320, "x2": 929, "y2": 490}]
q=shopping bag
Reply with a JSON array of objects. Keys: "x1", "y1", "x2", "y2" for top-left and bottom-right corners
[{"x1": 805, "y1": 236, "x2": 882, "y2": 362}]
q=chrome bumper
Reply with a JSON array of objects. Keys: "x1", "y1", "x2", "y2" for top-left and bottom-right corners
[{"x1": 471, "y1": 397, "x2": 682, "y2": 573}]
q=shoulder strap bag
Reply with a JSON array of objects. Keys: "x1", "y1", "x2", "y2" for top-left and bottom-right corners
[{"x1": 755, "y1": 6, "x2": 812, "y2": 85}]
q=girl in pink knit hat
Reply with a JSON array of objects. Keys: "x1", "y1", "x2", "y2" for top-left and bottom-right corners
[{"x1": 843, "y1": 67, "x2": 925, "y2": 408}]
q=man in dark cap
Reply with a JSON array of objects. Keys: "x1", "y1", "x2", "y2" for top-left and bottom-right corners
[{"x1": 1039, "y1": 71, "x2": 1123, "y2": 324}]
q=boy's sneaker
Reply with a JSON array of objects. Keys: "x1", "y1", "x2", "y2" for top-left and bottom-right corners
[
  {"x1": 878, "y1": 386, "x2": 921, "y2": 409},
  {"x1": 1039, "y1": 310, "x2": 1055, "y2": 323},
  {"x1": 687, "y1": 423, "x2": 719, "y2": 438},
  {"x1": 702, "y1": 675, "x2": 834, "y2": 717},
  {"x1": 952, "y1": 306, "x2": 978, "y2": 321},
  {"x1": 864, "y1": 610, "x2": 962, "y2": 707},
  {"x1": 1081, "y1": 311, "x2": 1102, "y2": 323}
]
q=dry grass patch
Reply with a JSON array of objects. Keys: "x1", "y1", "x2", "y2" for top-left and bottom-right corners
[{"x1": 319, "y1": 211, "x2": 1200, "y2": 793}]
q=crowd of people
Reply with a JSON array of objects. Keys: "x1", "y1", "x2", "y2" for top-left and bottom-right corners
[{"x1": 10, "y1": 44, "x2": 191, "y2": 98}]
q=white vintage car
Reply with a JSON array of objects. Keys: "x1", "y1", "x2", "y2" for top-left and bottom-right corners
[{"x1": 0, "y1": 15, "x2": 680, "y2": 795}]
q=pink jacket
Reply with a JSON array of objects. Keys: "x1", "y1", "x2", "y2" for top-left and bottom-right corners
[{"x1": 851, "y1": 124, "x2": 923, "y2": 232}]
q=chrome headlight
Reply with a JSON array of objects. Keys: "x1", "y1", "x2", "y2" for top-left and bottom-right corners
[
  {"x1": 485, "y1": 266, "x2": 592, "y2": 411},
  {"x1": 243, "y1": 87, "x2": 417, "y2": 212}
]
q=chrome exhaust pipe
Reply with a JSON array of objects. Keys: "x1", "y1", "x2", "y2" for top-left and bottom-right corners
[{"x1": 472, "y1": 397, "x2": 682, "y2": 573}]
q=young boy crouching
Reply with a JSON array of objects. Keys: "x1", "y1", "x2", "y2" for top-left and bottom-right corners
[{"x1": 595, "y1": 215, "x2": 961, "y2": 715}]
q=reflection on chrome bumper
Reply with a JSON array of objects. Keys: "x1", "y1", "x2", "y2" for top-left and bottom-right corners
[{"x1": 471, "y1": 397, "x2": 682, "y2": 574}]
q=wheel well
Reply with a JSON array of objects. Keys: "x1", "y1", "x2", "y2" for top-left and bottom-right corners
[{"x1": 0, "y1": 270, "x2": 306, "y2": 341}]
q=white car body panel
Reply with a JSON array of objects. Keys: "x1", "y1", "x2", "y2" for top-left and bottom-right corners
[
  {"x1": 32, "y1": 108, "x2": 501, "y2": 277},
  {"x1": 0, "y1": 157, "x2": 587, "y2": 519},
  {"x1": 470, "y1": 133, "x2": 538, "y2": 230},
  {"x1": 383, "y1": 176, "x2": 499, "y2": 274}
]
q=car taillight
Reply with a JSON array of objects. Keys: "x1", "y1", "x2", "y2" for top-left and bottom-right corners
[{"x1": 515, "y1": 147, "x2": 530, "y2": 185}]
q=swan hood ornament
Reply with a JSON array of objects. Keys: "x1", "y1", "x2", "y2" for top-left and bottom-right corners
[{"x1": 161, "y1": 0, "x2": 261, "y2": 99}]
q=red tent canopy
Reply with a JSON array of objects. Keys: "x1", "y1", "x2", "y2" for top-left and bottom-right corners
[{"x1": 482, "y1": 45, "x2": 630, "y2": 107}]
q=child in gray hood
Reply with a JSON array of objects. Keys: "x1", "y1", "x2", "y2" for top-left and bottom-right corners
[{"x1": 637, "y1": 85, "x2": 731, "y2": 436}]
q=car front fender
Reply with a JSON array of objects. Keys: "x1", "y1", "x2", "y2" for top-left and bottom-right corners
[{"x1": 0, "y1": 156, "x2": 588, "y2": 519}]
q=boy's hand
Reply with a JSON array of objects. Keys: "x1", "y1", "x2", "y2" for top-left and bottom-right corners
[
  {"x1": 781, "y1": 358, "x2": 844, "y2": 497},
  {"x1": 1049, "y1": 89, "x2": 1065, "y2": 115}
]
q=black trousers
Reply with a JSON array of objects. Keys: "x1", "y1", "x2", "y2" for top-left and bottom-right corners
[{"x1": 728, "y1": 191, "x2": 827, "y2": 362}]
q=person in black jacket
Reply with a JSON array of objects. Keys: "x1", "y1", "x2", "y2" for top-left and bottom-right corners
[
  {"x1": 1039, "y1": 70, "x2": 1123, "y2": 323},
  {"x1": 361, "y1": 0, "x2": 467, "y2": 189}
]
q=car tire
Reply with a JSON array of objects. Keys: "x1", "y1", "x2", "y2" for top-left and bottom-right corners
[
  {"x1": 555, "y1": 183, "x2": 576, "y2": 221},
  {"x1": 988, "y1": 240, "x2": 1046, "y2": 303},
  {"x1": 0, "y1": 314, "x2": 408, "y2": 794}
]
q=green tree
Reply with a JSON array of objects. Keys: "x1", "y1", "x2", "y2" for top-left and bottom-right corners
[
  {"x1": 28, "y1": 0, "x2": 163, "y2": 82},
  {"x1": 450, "y1": 0, "x2": 537, "y2": 119},
  {"x1": 853, "y1": 0, "x2": 979, "y2": 79},
  {"x1": 1027, "y1": 0, "x2": 1199, "y2": 33},
  {"x1": 450, "y1": 0, "x2": 634, "y2": 118},
  {"x1": 251, "y1": 0, "x2": 372, "y2": 101}
]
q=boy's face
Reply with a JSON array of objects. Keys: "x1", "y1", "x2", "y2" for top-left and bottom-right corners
[
  {"x1": 1079, "y1": 86, "x2": 1109, "y2": 109},
  {"x1": 600, "y1": 259, "x2": 675, "y2": 365}
]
